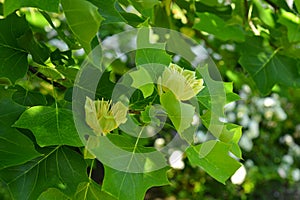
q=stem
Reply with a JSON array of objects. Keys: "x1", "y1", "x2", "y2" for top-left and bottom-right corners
[{"x1": 28, "y1": 65, "x2": 67, "y2": 90}]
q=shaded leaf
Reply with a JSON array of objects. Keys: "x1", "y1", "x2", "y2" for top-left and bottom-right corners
[
  {"x1": 38, "y1": 188, "x2": 70, "y2": 200},
  {"x1": 17, "y1": 29, "x2": 50, "y2": 64},
  {"x1": 253, "y1": 0, "x2": 275, "y2": 27},
  {"x1": 12, "y1": 85, "x2": 47, "y2": 106},
  {"x1": 61, "y1": 0, "x2": 103, "y2": 52},
  {"x1": 102, "y1": 165, "x2": 169, "y2": 200},
  {"x1": 186, "y1": 140, "x2": 242, "y2": 184},
  {"x1": 0, "y1": 14, "x2": 29, "y2": 83},
  {"x1": 0, "y1": 146, "x2": 88, "y2": 200},
  {"x1": 200, "y1": 110, "x2": 242, "y2": 148},
  {"x1": 238, "y1": 36, "x2": 300, "y2": 95},
  {"x1": 193, "y1": 12, "x2": 245, "y2": 42},
  {"x1": 95, "y1": 71, "x2": 116, "y2": 100},
  {"x1": 74, "y1": 181, "x2": 116, "y2": 200},
  {"x1": 0, "y1": 128, "x2": 41, "y2": 170},
  {"x1": 0, "y1": 87, "x2": 41, "y2": 169},
  {"x1": 197, "y1": 82, "x2": 239, "y2": 110},
  {"x1": 3, "y1": 0, "x2": 59, "y2": 16},
  {"x1": 88, "y1": 0, "x2": 126, "y2": 24},
  {"x1": 13, "y1": 106, "x2": 82, "y2": 147},
  {"x1": 278, "y1": 11, "x2": 300, "y2": 43},
  {"x1": 160, "y1": 91, "x2": 195, "y2": 133},
  {"x1": 129, "y1": 67, "x2": 154, "y2": 98}
]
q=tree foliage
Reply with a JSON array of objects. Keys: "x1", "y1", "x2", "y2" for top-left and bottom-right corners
[{"x1": 0, "y1": 0, "x2": 299, "y2": 199}]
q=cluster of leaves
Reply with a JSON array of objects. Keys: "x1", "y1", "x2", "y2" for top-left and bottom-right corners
[
  {"x1": 1, "y1": 0, "x2": 299, "y2": 199},
  {"x1": 0, "y1": 0, "x2": 244, "y2": 199}
]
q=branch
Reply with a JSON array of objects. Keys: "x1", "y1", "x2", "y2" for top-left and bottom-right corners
[{"x1": 29, "y1": 66, "x2": 67, "y2": 90}]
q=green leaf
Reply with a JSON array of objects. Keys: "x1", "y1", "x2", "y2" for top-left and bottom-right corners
[
  {"x1": 0, "y1": 87, "x2": 41, "y2": 169},
  {"x1": 74, "y1": 181, "x2": 116, "y2": 200},
  {"x1": 253, "y1": 0, "x2": 275, "y2": 27},
  {"x1": 278, "y1": 11, "x2": 300, "y2": 43},
  {"x1": 0, "y1": 146, "x2": 88, "y2": 200},
  {"x1": 197, "y1": 0, "x2": 219, "y2": 7},
  {"x1": 17, "y1": 29, "x2": 50, "y2": 64},
  {"x1": 238, "y1": 36, "x2": 300, "y2": 95},
  {"x1": 200, "y1": 110, "x2": 242, "y2": 147},
  {"x1": 38, "y1": 188, "x2": 70, "y2": 200},
  {"x1": 129, "y1": 0, "x2": 158, "y2": 18},
  {"x1": 88, "y1": 0, "x2": 126, "y2": 24},
  {"x1": 136, "y1": 27, "x2": 172, "y2": 67},
  {"x1": 0, "y1": 128, "x2": 41, "y2": 170},
  {"x1": 197, "y1": 82, "x2": 239, "y2": 110},
  {"x1": 85, "y1": 134, "x2": 169, "y2": 199},
  {"x1": 61, "y1": 0, "x2": 103, "y2": 52},
  {"x1": 160, "y1": 91, "x2": 195, "y2": 133},
  {"x1": 186, "y1": 140, "x2": 242, "y2": 184},
  {"x1": 296, "y1": 1, "x2": 300, "y2": 13},
  {"x1": 129, "y1": 67, "x2": 154, "y2": 98},
  {"x1": 193, "y1": 12, "x2": 245, "y2": 42},
  {"x1": 13, "y1": 106, "x2": 83, "y2": 147},
  {"x1": 136, "y1": 48, "x2": 171, "y2": 67},
  {"x1": 12, "y1": 85, "x2": 47, "y2": 106},
  {"x1": 0, "y1": 14, "x2": 28, "y2": 83},
  {"x1": 194, "y1": 2, "x2": 232, "y2": 19},
  {"x1": 0, "y1": 13, "x2": 49, "y2": 83},
  {"x1": 3, "y1": 0, "x2": 59, "y2": 16},
  {"x1": 224, "y1": 82, "x2": 241, "y2": 104},
  {"x1": 102, "y1": 165, "x2": 169, "y2": 200},
  {"x1": 0, "y1": 87, "x2": 25, "y2": 126},
  {"x1": 95, "y1": 71, "x2": 116, "y2": 99}
]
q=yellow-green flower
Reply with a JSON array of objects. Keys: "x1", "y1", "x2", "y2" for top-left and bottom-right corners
[
  {"x1": 85, "y1": 96, "x2": 127, "y2": 135},
  {"x1": 157, "y1": 63, "x2": 204, "y2": 100}
]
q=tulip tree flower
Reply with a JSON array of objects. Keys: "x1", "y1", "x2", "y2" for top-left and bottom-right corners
[
  {"x1": 85, "y1": 96, "x2": 128, "y2": 135},
  {"x1": 158, "y1": 63, "x2": 204, "y2": 101}
]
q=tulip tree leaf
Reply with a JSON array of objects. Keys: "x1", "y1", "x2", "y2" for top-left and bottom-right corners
[
  {"x1": 0, "y1": 14, "x2": 29, "y2": 83},
  {"x1": 129, "y1": 67, "x2": 154, "y2": 98},
  {"x1": 0, "y1": 14, "x2": 50, "y2": 83},
  {"x1": 86, "y1": 135, "x2": 169, "y2": 200},
  {"x1": 0, "y1": 128, "x2": 42, "y2": 170},
  {"x1": 160, "y1": 91, "x2": 195, "y2": 133},
  {"x1": 136, "y1": 27, "x2": 172, "y2": 67},
  {"x1": 238, "y1": 36, "x2": 300, "y2": 95},
  {"x1": 13, "y1": 106, "x2": 82, "y2": 147},
  {"x1": 0, "y1": 146, "x2": 88, "y2": 200},
  {"x1": 193, "y1": 12, "x2": 245, "y2": 42},
  {"x1": 296, "y1": 1, "x2": 300, "y2": 13},
  {"x1": 278, "y1": 12, "x2": 300, "y2": 43},
  {"x1": 38, "y1": 188, "x2": 70, "y2": 200},
  {"x1": 197, "y1": 82, "x2": 240, "y2": 110},
  {"x1": 186, "y1": 140, "x2": 242, "y2": 184},
  {"x1": 3, "y1": 0, "x2": 59, "y2": 16},
  {"x1": 0, "y1": 87, "x2": 41, "y2": 170},
  {"x1": 102, "y1": 165, "x2": 169, "y2": 200},
  {"x1": 61, "y1": 0, "x2": 103, "y2": 52},
  {"x1": 12, "y1": 85, "x2": 47, "y2": 106},
  {"x1": 74, "y1": 181, "x2": 117, "y2": 200},
  {"x1": 87, "y1": 0, "x2": 126, "y2": 24}
]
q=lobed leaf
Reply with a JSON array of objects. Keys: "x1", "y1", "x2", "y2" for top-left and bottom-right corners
[
  {"x1": 193, "y1": 12, "x2": 245, "y2": 42},
  {"x1": 0, "y1": 146, "x2": 88, "y2": 200},
  {"x1": 186, "y1": 140, "x2": 242, "y2": 184},
  {"x1": 61, "y1": 0, "x2": 103, "y2": 53},
  {"x1": 102, "y1": 165, "x2": 169, "y2": 200},
  {"x1": 13, "y1": 106, "x2": 82, "y2": 147},
  {"x1": 0, "y1": 87, "x2": 41, "y2": 170}
]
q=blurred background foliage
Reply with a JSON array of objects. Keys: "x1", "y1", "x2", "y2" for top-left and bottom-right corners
[{"x1": 1, "y1": 0, "x2": 300, "y2": 199}]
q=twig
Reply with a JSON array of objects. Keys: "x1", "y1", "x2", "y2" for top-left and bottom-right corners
[{"x1": 28, "y1": 65, "x2": 67, "y2": 90}]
